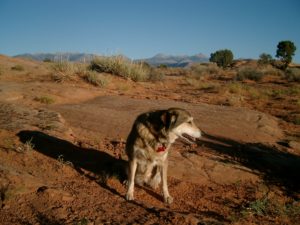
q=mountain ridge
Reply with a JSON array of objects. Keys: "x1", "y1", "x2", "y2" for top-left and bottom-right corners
[
  {"x1": 14, "y1": 52, "x2": 209, "y2": 67},
  {"x1": 139, "y1": 53, "x2": 208, "y2": 67}
]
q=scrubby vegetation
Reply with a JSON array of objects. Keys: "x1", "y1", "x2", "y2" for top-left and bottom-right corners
[
  {"x1": 236, "y1": 66, "x2": 265, "y2": 81},
  {"x1": 190, "y1": 63, "x2": 220, "y2": 78},
  {"x1": 209, "y1": 49, "x2": 234, "y2": 68},
  {"x1": 51, "y1": 61, "x2": 77, "y2": 82},
  {"x1": 83, "y1": 71, "x2": 110, "y2": 87},
  {"x1": 34, "y1": 96, "x2": 55, "y2": 104},
  {"x1": 89, "y1": 56, "x2": 150, "y2": 82},
  {"x1": 258, "y1": 53, "x2": 273, "y2": 66},
  {"x1": 48, "y1": 56, "x2": 165, "y2": 84},
  {"x1": 88, "y1": 56, "x2": 165, "y2": 82},
  {"x1": 11, "y1": 65, "x2": 24, "y2": 71},
  {"x1": 285, "y1": 68, "x2": 300, "y2": 82},
  {"x1": 43, "y1": 58, "x2": 53, "y2": 63}
]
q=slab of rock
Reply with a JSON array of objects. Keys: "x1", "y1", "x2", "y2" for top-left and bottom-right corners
[
  {"x1": 51, "y1": 95, "x2": 285, "y2": 185},
  {"x1": 53, "y1": 95, "x2": 283, "y2": 143},
  {"x1": 0, "y1": 102, "x2": 71, "y2": 137}
]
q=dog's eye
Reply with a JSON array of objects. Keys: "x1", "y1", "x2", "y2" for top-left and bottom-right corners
[{"x1": 188, "y1": 121, "x2": 192, "y2": 124}]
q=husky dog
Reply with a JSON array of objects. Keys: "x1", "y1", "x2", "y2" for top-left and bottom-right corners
[{"x1": 125, "y1": 108, "x2": 201, "y2": 204}]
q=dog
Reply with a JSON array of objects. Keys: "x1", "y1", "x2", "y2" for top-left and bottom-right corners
[{"x1": 125, "y1": 108, "x2": 201, "y2": 204}]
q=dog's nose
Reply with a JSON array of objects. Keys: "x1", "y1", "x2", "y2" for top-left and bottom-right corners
[
  {"x1": 199, "y1": 130, "x2": 202, "y2": 137},
  {"x1": 195, "y1": 129, "x2": 202, "y2": 138}
]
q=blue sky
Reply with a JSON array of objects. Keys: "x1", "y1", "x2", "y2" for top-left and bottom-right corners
[{"x1": 0, "y1": 0, "x2": 299, "y2": 62}]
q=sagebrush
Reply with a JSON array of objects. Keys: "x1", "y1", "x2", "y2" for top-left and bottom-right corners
[{"x1": 89, "y1": 56, "x2": 163, "y2": 82}]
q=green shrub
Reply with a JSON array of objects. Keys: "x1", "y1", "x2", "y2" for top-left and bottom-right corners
[
  {"x1": 293, "y1": 116, "x2": 300, "y2": 125},
  {"x1": 258, "y1": 53, "x2": 273, "y2": 66},
  {"x1": 248, "y1": 198, "x2": 269, "y2": 216},
  {"x1": 276, "y1": 40, "x2": 296, "y2": 70},
  {"x1": 285, "y1": 68, "x2": 300, "y2": 82},
  {"x1": 209, "y1": 49, "x2": 234, "y2": 68},
  {"x1": 158, "y1": 64, "x2": 168, "y2": 69},
  {"x1": 89, "y1": 55, "x2": 150, "y2": 81},
  {"x1": 11, "y1": 65, "x2": 24, "y2": 71},
  {"x1": 236, "y1": 67, "x2": 264, "y2": 81},
  {"x1": 43, "y1": 58, "x2": 53, "y2": 63}
]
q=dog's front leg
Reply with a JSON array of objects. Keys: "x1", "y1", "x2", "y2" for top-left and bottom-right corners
[
  {"x1": 161, "y1": 160, "x2": 173, "y2": 204},
  {"x1": 126, "y1": 158, "x2": 137, "y2": 201}
]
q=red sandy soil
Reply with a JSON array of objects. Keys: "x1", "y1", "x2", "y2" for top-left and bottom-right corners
[{"x1": 0, "y1": 55, "x2": 299, "y2": 224}]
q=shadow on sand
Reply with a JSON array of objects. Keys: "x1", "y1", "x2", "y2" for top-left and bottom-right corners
[
  {"x1": 17, "y1": 130, "x2": 299, "y2": 223},
  {"x1": 17, "y1": 130, "x2": 127, "y2": 195},
  {"x1": 199, "y1": 133, "x2": 300, "y2": 198},
  {"x1": 17, "y1": 130, "x2": 232, "y2": 223},
  {"x1": 18, "y1": 130, "x2": 300, "y2": 198}
]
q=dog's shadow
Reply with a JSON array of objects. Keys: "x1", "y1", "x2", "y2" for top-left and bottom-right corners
[
  {"x1": 17, "y1": 130, "x2": 169, "y2": 203},
  {"x1": 199, "y1": 134, "x2": 300, "y2": 197},
  {"x1": 17, "y1": 130, "x2": 127, "y2": 196}
]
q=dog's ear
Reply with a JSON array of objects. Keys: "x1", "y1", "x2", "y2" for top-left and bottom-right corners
[
  {"x1": 160, "y1": 111, "x2": 168, "y2": 126},
  {"x1": 161, "y1": 110, "x2": 177, "y2": 130}
]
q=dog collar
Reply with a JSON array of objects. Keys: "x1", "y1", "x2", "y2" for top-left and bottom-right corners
[{"x1": 156, "y1": 145, "x2": 166, "y2": 153}]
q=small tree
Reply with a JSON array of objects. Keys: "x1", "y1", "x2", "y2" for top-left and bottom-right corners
[
  {"x1": 209, "y1": 49, "x2": 233, "y2": 68},
  {"x1": 258, "y1": 53, "x2": 273, "y2": 66},
  {"x1": 158, "y1": 64, "x2": 168, "y2": 69},
  {"x1": 276, "y1": 40, "x2": 296, "y2": 69},
  {"x1": 43, "y1": 58, "x2": 53, "y2": 63}
]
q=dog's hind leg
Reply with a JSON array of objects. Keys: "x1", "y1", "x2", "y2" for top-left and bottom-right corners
[{"x1": 126, "y1": 158, "x2": 137, "y2": 201}]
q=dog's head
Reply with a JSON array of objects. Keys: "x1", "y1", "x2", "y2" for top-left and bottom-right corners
[{"x1": 161, "y1": 108, "x2": 201, "y2": 143}]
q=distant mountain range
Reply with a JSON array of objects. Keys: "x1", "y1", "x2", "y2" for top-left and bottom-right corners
[
  {"x1": 138, "y1": 53, "x2": 208, "y2": 67},
  {"x1": 14, "y1": 53, "x2": 96, "y2": 62},
  {"x1": 14, "y1": 52, "x2": 209, "y2": 67}
]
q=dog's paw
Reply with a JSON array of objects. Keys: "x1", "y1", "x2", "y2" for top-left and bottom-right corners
[
  {"x1": 123, "y1": 180, "x2": 128, "y2": 186},
  {"x1": 164, "y1": 195, "x2": 173, "y2": 204},
  {"x1": 125, "y1": 192, "x2": 134, "y2": 201}
]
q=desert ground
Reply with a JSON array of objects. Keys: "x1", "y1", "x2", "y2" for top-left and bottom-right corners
[{"x1": 0, "y1": 55, "x2": 299, "y2": 224}]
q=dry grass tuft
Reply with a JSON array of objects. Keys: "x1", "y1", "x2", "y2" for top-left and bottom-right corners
[
  {"x1": 34, "y1": 96, "x2": 55, "y2": 104},
  {"x1": 51, "y1": 61, "x2": 76, "y2": 82},
  {"x1": 260, "y1": 65, "x2": 284, "y2": 77},
  {"x1": 286, "y1": 68, "x2": 300, "y2": 82},
  {"x1": 84, "y1": 71, "x2": 110, "y2": 87},
  {"x1": 89, "y1": 56, "x2": 153, "y2": 82},
  {"x1": 11, "y1": 65, "x2": 24, "y2": 71},
  {"x1": 236, "y1": 66, "x2": 264, "y2": 81},
  {"x1": 190, "y1": 63, "x2": 220, "y2": 78}
]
